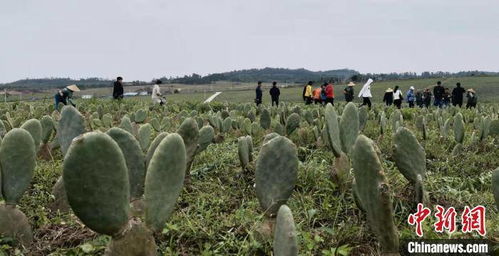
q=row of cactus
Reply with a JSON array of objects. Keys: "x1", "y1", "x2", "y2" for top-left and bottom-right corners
[{"x1": 63, "y1": 131, "x2": 187, "y2": 255}]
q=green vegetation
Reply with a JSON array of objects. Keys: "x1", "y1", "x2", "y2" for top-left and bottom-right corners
[{"x1": 0, "y1": 98, "x2": 497, "y2": 255}]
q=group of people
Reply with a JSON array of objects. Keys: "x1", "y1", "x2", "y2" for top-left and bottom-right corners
[
  {"x1": 54, "y1": 77, "x2": 167, "y2": 109},
  {"x1": 382, "y1": 81, "x2": 478, "y2": 109},
  {"x1": 255, "y1": 79, "x2": 479, "y2": 110}
]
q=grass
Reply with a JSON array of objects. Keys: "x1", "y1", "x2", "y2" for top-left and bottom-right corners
[{"x1": 0, "y1": 99, "x2": 498, "y2": 255}]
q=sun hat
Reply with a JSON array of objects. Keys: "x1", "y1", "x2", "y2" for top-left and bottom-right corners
[
  {"x1": 385, "y1": 88, "x2": 393, "y2": 92},
  {"x1": 410, "y1": 86, "x2": 415, "y2": 90},
  {"x1": 348, "y1": 82, "x2": 356, "y2": 86},
  {"x1": 467, "y1": 88, "x2": 476, "y2": 93},
  {"x1": 66, "y1": 84, "x2": 80, "y2": 92}
]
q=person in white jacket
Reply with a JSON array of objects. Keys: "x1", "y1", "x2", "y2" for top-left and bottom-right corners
[
  {"x1": 152, "y1": 79, "x2": 165, "y2": 105},
  {"x1": 358, "y1": 78, "x2": 373, "y2": 109}
]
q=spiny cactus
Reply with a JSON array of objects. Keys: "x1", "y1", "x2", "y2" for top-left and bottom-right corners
[
  {"x1": 198, "y1": 125, "x2": 215, "y2": 153},
  {"x1": 63, "y1": 132, "x2": 130, "y2": 236},
  {"x1": 107, "y1": 128, "x2": 146, "y2": 200},
  {"x1": 260, "y1": 108, "x2": 271, "y2": 130},
  {"x1": 58, "y1": 106, "x2": 85, "y2": 156},
  {"x1": 177, "y1": 118, "x2": 200, "y2": 175},
  {"x1": 304, "y1": 110, "x2": 313, "y2": 125},
  {"x1": 358, "y1": 106, "x2": 368, "y2": 131},
  {"x1": 222, "y1": 117, "x2": 232, "y2": 133},
  {"x1": 144, "y1": 133, "x2": 186, "y2": 232},
  {"x1": 120, "y1": 116, "x2": 134, "y2": 134},
  {"x1": 255, "y1": 135, "x2": 298, "y2": 215},
  {"x1": 273, "y1": 205, "x2": 298, "y2": 256},
  {"x1": 21, "y1": 119, "x2": 42, "y2": 150},
  {"x1": 150, "y1": 118, "x2": 161, "y2": 132},
  {"x1": 102, "y1": 113, "x2": 113, "y2": 128},
  {"x1": 238, "y1": 136, "x2": 250, "y2": 170},
  {"x1": 441, "y1": 118, "x2": 451, "y2": 139},
  {"x1": 145, "y1": 132, "x2": 168, "y2": 168},
  {"x1": 415, "y1": 116, "x2": 427, "y2": 140},
  {"x1": 339, "y1": 102, "x2": 359, "y2": 155},
  {"x1": 493, "y1": 167, "x2": 499, "y2": 210},
  {"x1": 391, "y1": 109, "x2": 403, "y2": 132},
  {"x1": 138, "y1": 123, "x2": 153, "y2": 152},
  {"x1": 286, "y1": 113, "x2": 300, "y2": 135},
  {"x1": 324, "y1": 104, "x2": 342, "y2": 157},
  {"x1": 0, "y1": 128, "x2": 37, "y2": 246},
  {"x1": 352, "y1": 135, "x2": 399, "y2": 253},
  {"x1": 453, "y1": 113, "x2": 465, "y2": 144},
  {"x1": 380, "y1": 111, "x2": 387, "y2": 135},
  {"x1": 393, "y1": 127, "x2": 426, "y2": 203},
  {"x1": 135, "y1": 109, "x2": 147, "y2": 123},
  {"x1": 40, "y1": 115, "x2": 55, "y2": 144}
]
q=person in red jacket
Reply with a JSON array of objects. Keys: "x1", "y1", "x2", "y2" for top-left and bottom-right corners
[{"x1": 325, "y1": 82, "x2": 335, "y2": 105}]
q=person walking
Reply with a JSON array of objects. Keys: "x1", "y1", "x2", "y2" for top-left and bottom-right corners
[
  {"x1": 393, "y1": 86, "x2": 403, "y2": 109},
  {"x1": 383, "y1": 88, "x2": 394, "y2": 106},
  {"x1": 325, "y1": 82, "x2": 334, "y2": 105},
  {"x1": 113, "y1": 76, "x2": 124, "y2": 100},
  {"x1": 269, "y1": 81, "x2": 280, "y2": 107},
  {"x1": 415, "y1": 89, "x2": 424, "y2": 108},
  {"x1": 423, "y1": 88, "x2": 432, "y2": 108},
  {"x1": 466, "y1": 89, "x2": 478, "y2": 109},
  {"x1": 55, "y1": 84, "x2": 80, "y2": 109},
  {"x1": 255, "y1": 81, "x2": 263, "y2": 106},
  {"x1": 304, "y1": 81, "x2": 313, "y2": 105},
  {"x1": 344, "y1": 82, "x2": 355, "y2": 102},
  {"x1": 152, "y1": 79, "x2": 165, "y2": 105},
  {"x1": 313, "y1": 86, "x2": 322, "y2": 104},
  {"x1": 406, "y1": 86, "x2": 416, "y2": 108},
  {"x1": 358, "y1": 78, "x2": 373, "y2": 109},
  {"x1": 451, "y1": 82, "x2": 466, "y2": 107},
  {"x1": 443, "y1": 88, "x2": 451, "y2": 107},
  {"x1": 433, "y1": 81, "x2": 445, "y2": 108}
]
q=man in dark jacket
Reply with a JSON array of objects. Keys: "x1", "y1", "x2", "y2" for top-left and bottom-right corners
[
  {"x1": 383, "y1": 88, "x2": 393, "y2": 106},
  {"x1": 433, "y1": 81, "x2": 445, "y2": 108},
  {"x1": 269, "y1": 81, "x2": 280, "y2": 107},
  {"x1": 344, "y1": 82, "x2": 355, "y2": 102},
  {"x1": 113, "y1": 77, "x2": 124, "y2": 100},
  {"x1": 255, "y1": 81, "x2": 263, "y2": 106},
  {"x1": 451, "y1": 82, "x2": 466, "y2": 107},
  {"x1": 423, "y1": 88, "x2": 432, "y2": 108}
]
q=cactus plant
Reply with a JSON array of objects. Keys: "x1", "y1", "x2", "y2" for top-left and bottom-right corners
[
  {"x1": 453, "y1": 113, "x2": 465, "y2": 143},
  {"x1": 260, "y1": 108, "x2": 271, "y2": 130},
  {"x1": 351, "y1": 135, "x2": 399, "y2": 253},
  {"x1": 238, "y1": 136, "x2": 250, "y2": 170},
  {"x1": 273, "y1": 205, "x2": 298, "y2": 256},
  {"x1": 358, "y1": 106, "x2": 368, "y2": 131},
  {"x1": 107, "y1": 128, "x2": 146, "y2": 200},
  {"x1": 120, "y1": 116, "x2": 134, "y2": 134},
  {"x1": 135, "y1": 109, "x2": 147, "y2": 123},
  {"x1": 198, "y1": 125, "x2": 215, "y2": 153},
  {"x1": 255, "y1": 135, "x2": 298, "y2": 215},
  {"x1": 145, "y1": 132, "x2": 168, "y2": 168},
  {"x1": 493, "y1": 167, "x2": 499, "y2": 210},
  {"x1": 20, "y1": 119, "x2": 42, "y2": 150},
  {"x1": 393, "y1": 127, "x2": 426, "y2": 203},
  {"x1": 177, "y1": 118, "x2": 199, "y2": 175},
  {"x1": 58, "y1": 106, "x2": 85, "y2": 156},
  {"x1": 138, "y1": 123, "x2": 153, "y2": 151},
  {"x1": 286, "y1": 113, "x2": 300, "y2": 135},
  {"x1": 339, "y1": 102, "x2": 359, "y2": 155},
  {"x1": 0, "y1": 128, "x2": 37, "y2": 246},
  {"x1": 324, "y1": 104, "x2": 342, "y2": 157}
]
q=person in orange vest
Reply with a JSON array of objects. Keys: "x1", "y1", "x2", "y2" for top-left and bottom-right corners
[
  {"x1": 325, "y1": 82, "x2": 334, "y2": 105},
  {"x1": 313, "y1": 86, "x2": 322, "y2": 104}
]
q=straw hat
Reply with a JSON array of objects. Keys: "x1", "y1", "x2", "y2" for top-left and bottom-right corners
[
  {"x1": 348, "y1": 82, "x2": 356, "y2": 86},
  {"x1": 467, "y1": 88, "x2": 475, "y2": 93},
  {"x1": 410, "y1": 86, "x2": 415, "y2": 90},
  {"x1": 385, "y1": 88, "x2": 393, "y2": 93},
  {"x1": 66, "y1": 84, "x2": 80, "y2": 92}
]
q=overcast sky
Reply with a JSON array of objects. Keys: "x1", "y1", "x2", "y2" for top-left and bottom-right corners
[{"x1": 1, "y1": 0, "x2": 498, "y2": 83}]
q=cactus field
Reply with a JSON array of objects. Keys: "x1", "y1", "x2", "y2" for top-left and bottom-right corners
[{"x1": 0, "y1": 99, "x2": 498, "y2": 255}]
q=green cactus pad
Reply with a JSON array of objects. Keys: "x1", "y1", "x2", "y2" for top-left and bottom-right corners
[
  {"x1": 351, "y1": 135, "x2": 399, "y2": 253},
  {"x1": 145, "y1": 132, "x2": 169, "y2": 169},
  {"x1": 493, "y1": 167, "x2": 499, "y2": 210},
  {"x1": 107, "y1": 128, "x2": 146, "y2": 200},
  {"x1": 21, "y1": 119, "x2": 42, "y2": 150},
  {"x1": 58, "y1": 106, "x2": 85, "y2": 156},
  {"x1": 0, "y1": 204, "x2": 33, "y2": 247},
  {"x1": 198, "y1": 126, "x2": 215, "y2": 153},
  {"x1": 393, "y1": 127, "x2": 426, "y2": 183},
  {"x1": 324, "y1": 104, "x2": 342, "y2": 157},
  {"x1": 255, "y1": 136, "x2": 298, "y2": 216},
  {"x1": 0, "y1": 128, "x2": 36, "y2": 205},
  {"x1": 40, "y1": 115, "x2": 55, "y2": 144},
  {"x1": 144, "y1": 133, "x2": 186, "y2": 232},
  {"x1": 286, "y1": 113, "x2": 300, "y2": 135},
  {"x1": 138, "y1": 123, "x2": 153, "y2": 152},
  {"x1": 260, "y1": 108, "x2": 271, "y2": 130},
  {"x1": 63, "y1": 132, "x2": 130, "y2": 236},
  {"x1": 453, "y1": 113, "x2": 465, "y2": 144},
  {"x1": 177, "y1": 118, "x2": 199, "y2": 173},
  {"x1": 340, "y1": 102, "x2": 359, "y2": 155},
  {"x1": 120, "y1": 116, "x2": 134, "y2": 134},
  {"x1": 273, "y1": 205, "x2": 298, "y2": 256},
  {"x1": 358, "y1": 106, "x2": 368, "y2": 131},
  {"x1": 238, "y1": 137, "x2": 250, "y2": 170}
]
